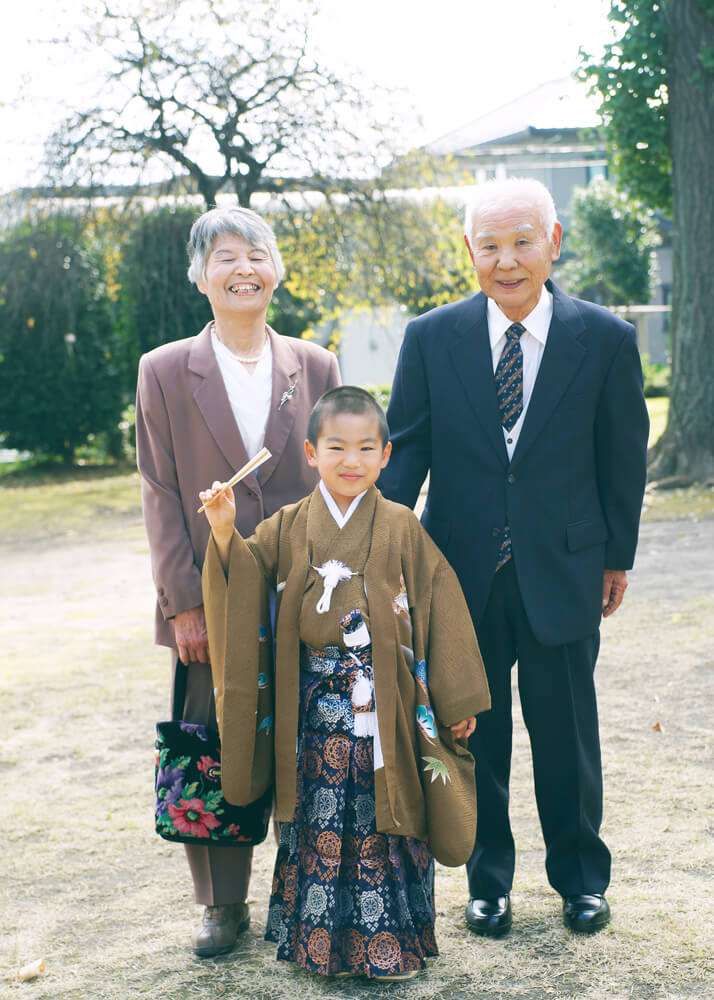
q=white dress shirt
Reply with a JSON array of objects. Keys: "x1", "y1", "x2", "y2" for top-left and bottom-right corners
[
  {"x1": 319, "y1": 479, "x2": 367, "y2": 528},
  {"x1": 488, "y1": 285, "x2": 554, "y2": 461},
  {"x1": 211, "y1": 329, "x2": 273, "y2": 460}
]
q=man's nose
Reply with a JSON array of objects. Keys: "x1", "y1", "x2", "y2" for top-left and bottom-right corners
[{"x1": 496, "y1": 252, "x2": 518, "y2": 270}]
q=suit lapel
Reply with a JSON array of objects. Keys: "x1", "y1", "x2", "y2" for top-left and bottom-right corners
[
  {"x1": 259, "y1": 327, "x2": 302, "y2": 488},
  {"x1": 510, "y1": 282, "x2": 587, "y2": 470},
  {"x1": 448, "y1": 294, "x2": 509, "y2": 468},
  {"x1": 189, "y1": 324, "x2": 257, "y2": 490}
]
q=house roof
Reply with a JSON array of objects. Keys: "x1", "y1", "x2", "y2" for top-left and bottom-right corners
[{"x1": 426, "y1": 76, "x2": 603, "y2": 155}]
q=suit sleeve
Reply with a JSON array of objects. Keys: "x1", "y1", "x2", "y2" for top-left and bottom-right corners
[
  {"x1": 378, "y1": 319, "x2": 431, "y2": 509},
  {"x1": 326, "y1": 350, "x2": 342, "y2": 390},
  {"x1": 135, "y1": 354, "x2": 203, "y2": 619},
  {"x1": 594, "y1": 325, "x2": 649, "y2": 569}
]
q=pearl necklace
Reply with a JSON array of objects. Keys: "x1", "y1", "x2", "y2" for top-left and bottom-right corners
[{"x1": 211, "y1": 322, "x2": 268, "y2": 363}]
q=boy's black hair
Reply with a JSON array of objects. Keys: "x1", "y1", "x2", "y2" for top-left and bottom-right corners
[{"x1": 307, "y1": 385, "x2": 390, "y2": 447}]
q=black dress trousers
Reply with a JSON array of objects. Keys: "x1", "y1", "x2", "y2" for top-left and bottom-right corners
[{"x1": 466, "y1": 560, "x2": 611, "y2": 899}]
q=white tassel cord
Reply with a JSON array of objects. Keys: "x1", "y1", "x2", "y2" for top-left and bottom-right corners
[
  {"x1": 351, "y1": 668, "x2": 376, "y2": 736},
  {"x1": 314, "y1": 560, "x2": 356, "y2": 614}
]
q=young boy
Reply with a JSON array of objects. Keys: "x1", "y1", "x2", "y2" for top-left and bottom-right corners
[{"x1": 200, "y1": 386, "x2": 490, "y2": 981}]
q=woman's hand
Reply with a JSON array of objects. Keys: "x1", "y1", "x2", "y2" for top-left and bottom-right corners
[
  {"x1": 199, "y1": 480, "x2": 236, "y2": 541},
  {"x1": 450, "y1": 716, "x2": 476, "y2": 740}
]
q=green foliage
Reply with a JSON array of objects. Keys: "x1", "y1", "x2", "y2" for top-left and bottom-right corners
[
  {"x1": 0, "y1": 214, "x2": 123, "y2": 463},
  {"x1": 561, "y1": 179, "x2": 660, "y2": 304},
  {"x1": 580, "y1": 1, "x2": 671, "y2": 214},
  {"x1": 119, "y1": 206, "x2": 212, "y2": 386},
  {"x1": 642, "y1": 355, "x2": 671, "y2": 397},
  {"x1": 364, "y1": 385, "x2": 392, "y2": 413}
]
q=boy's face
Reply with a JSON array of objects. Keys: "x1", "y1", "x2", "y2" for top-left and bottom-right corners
[{"x1": 304, "y1": 410, "x2": 392, "y2": 503}]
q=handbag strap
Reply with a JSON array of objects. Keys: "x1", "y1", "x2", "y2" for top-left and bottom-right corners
[{"x1": 172, "y1": 658, "x2": 189, "y2": 722}]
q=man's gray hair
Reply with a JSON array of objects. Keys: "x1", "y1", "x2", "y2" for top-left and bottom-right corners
[
  {"x1": 186, "y1": 205, "x2": 285, "y2": 285},
  {"x1": 464, "y1": 178, "x2": 558, "y2": 241}
]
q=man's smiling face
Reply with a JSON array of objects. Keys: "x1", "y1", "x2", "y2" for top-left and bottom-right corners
[{"x1": 465, "y1": 204, "x2": 562, "y2": 322}]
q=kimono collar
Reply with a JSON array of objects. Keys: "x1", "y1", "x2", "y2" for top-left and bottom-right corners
[{"x1": 319, "y1": 480, "x2": 368, "y2": 529}]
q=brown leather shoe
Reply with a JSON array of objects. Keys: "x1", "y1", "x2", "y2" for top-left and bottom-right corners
[{"x1": 192, "y1": 902, "x2": 250, "y2": 957}]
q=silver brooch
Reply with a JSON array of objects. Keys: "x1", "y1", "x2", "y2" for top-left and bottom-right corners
[{"x1": 279, "y1": 382, "x2": 296, "y2": 409}]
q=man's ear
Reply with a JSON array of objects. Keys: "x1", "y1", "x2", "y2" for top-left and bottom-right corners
[
  {"x1": 464, "y1": 234, "x2": 476, "y2": 268},
  {"x1": 550, "y1": 221, "x2": 563, "y2": 262},
  {"x1": 380, "y1": 440, "x2": 393, "y2": 469},
  {"x1": 304, "y1": 439, "x2": 318, "y2": 468}
]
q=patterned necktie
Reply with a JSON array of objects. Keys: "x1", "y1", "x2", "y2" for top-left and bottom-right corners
[{"x1": 494, "y1": 322, "x2": 525, "y2": 570}]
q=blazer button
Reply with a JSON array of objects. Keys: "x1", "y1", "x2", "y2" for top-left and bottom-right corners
[
  {"x1": 507, "y1": 473, "x2": 516, "y2": 484},
  {"x1": 160, "y1": 597, "x2": 168, "y2": 607}
]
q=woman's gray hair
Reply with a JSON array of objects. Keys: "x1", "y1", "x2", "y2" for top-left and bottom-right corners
[
  {"x1": 186, "y1": 205, "x2": 285, "y2": 285},
  {"x1": 464, "y1": 178, "x2": 558, "y2": 241}
]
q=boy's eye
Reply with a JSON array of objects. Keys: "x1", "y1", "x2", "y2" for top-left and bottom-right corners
[{"x1": 361, "y1": 446, "x2": 375, "y2": 451}]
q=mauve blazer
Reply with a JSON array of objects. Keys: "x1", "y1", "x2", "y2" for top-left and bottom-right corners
[{"x1": 136, "y1": 323, "x2": 341, "y2": 647}]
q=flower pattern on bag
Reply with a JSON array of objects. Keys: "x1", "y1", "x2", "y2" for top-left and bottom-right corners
[{"x1": 154, "y1": 724, "x2": 271, "y2": 846}]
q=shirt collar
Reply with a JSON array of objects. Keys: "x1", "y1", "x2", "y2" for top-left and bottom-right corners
[
  {"x1": 487, "y1": 284, "x2": 553, "y2": 349},
  {"x1": 319, "y1": 479, "x2": 367, "y2": 529}
]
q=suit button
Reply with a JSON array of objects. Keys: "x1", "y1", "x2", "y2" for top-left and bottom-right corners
[
  {"x1": 160, "y1": 597, "x2": 168, "y2": 607},
  {"x1": 507, "y1": 473, "x2": 516, "y2": 484}
]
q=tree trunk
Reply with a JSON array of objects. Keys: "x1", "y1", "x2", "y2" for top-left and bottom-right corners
[{"x1": 651, "y1": 0, "x2": 714, "y2": 481}]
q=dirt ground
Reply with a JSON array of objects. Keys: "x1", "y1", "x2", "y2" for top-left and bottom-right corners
[{"x1": 1, "y1": 492, "x2": 713, "y2": 1000}]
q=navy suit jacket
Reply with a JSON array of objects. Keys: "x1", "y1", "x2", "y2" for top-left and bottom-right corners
[{"x1": 378, "y1": 280, "x2": 649, "y2": 646}]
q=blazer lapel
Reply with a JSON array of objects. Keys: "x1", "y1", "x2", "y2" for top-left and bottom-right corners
[
  {"x1": 259, "y1": 327, "x2": 302, "y2": 488},
  {"x1": 189, "y1": 324, "x2": 258, "y2": 491},
  {"x1": 510, "y1": 282, "x2": 587, "y2": 470},
  {"x1": 448, "y1": 294, "x2": 509, "y2": 469}
]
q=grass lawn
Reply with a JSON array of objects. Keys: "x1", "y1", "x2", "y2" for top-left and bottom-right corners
[{"x1": 2, "y1": 447, "x2": 713, "y2": 998}]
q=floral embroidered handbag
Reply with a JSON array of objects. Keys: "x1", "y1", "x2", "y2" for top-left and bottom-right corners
[{"x1": 154, "y1": 660, "x2": 272, "y2": 847}]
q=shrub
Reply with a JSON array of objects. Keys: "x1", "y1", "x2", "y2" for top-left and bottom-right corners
[{"x1": 0, "y1": 214, "x2": 123, "y2": 463}]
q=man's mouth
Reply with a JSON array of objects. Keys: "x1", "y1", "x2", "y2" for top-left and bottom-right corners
[
  {"x1": 497, "y1": 279, "x2": 525, "y2": 289},
  {"x1": 228, "y1": 283, "x2": 260, "y2": 295}
]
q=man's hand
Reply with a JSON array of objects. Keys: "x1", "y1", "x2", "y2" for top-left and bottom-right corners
[
  {"x1": 602, "y1": 570, "x2": 628, "y2": 618},
  {"x1": 173, "y1": 605, "x2": 210, "y2": 664},
  {"x1": 450, "y1": 716, "x2": 477, "y2": 740}
]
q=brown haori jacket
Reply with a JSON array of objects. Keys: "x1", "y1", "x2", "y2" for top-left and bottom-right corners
[{"x1": 202, "y1": 486, "x2": 491, "y2": 862}]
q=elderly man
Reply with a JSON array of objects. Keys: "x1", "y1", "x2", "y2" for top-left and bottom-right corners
[{"x1": 379, "y1": 178, "x2": 648, "y2": 935}]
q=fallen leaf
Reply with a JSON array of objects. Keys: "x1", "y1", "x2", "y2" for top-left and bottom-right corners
[{"x1": 652, "y1": 721, "x2": 665, "y2": 733}]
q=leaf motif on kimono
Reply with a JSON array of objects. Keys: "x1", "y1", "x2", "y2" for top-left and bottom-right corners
[
  {"x1": 183, "y1": 782, "x2": 199, "y2": 798},
  {"x1": 416, "y1": 704, "x2": 437, "y2": 740},
  {"x1": 257, "y1": 714, "x2": 273, "y2": 735},
  {"x1": 422, "y1": 756, "x2": 451, "y2": 785},
  {"x1": 414, "y1": 659, "x2": 429, "y2": 691},
  {"x1": 392, "y1": 573, "x2": 409, "y2": 617}
]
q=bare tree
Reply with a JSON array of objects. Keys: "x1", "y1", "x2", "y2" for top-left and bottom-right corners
[{"x1": 45, "y1": 0, "x2": 404, "y2": 206}]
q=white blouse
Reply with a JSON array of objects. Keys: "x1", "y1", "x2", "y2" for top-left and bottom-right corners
[{"x1": 211, "y1": 330, "x2": 273, "y2": 459}]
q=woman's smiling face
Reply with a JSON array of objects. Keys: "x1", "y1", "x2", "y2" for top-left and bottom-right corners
[{"x1": 198, "y1": 234, "x2": 277, "y2": 318}]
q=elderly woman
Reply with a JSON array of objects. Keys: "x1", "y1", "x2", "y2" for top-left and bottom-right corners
[{"x1": 136, "y1": 206, "x2": 340, "y2": 957}]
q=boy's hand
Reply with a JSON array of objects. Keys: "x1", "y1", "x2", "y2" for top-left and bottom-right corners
[
  {"x1": 199, "y1": 481, "x2": 236, "y2": 539},
  {"x1": 450, "y1": 716, "x2": 476, "y2": 740}
]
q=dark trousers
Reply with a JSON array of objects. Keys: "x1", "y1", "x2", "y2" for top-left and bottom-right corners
[
  {"x1": 466, "y1": 561, "x2": 611, "y2": 899},
  {"x1": 169, "y1": 655, "x2": 253, "y2": 906}
]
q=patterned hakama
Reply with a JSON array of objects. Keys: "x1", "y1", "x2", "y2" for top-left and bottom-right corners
[{"x1": 265, "y1": 646, "x2": 437, "y2": 978}]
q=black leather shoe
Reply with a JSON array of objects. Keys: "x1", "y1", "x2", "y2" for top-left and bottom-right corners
[
  {"x1": 563, "y1": 894, "x2": 610, "y2": 934},
  {"x1": 465, "y1": 894, "x2": 512, "y2": 937}
]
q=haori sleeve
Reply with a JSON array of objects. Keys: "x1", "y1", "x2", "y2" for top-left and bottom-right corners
[{"x1": 426, "y1": 556, "x2": 491, "y2": 727}]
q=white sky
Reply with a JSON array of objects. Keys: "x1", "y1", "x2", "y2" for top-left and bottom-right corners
[{"x1": 0, "y1": 0, "x2": 615, "y2": 195}]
